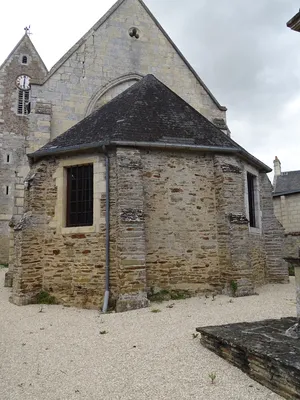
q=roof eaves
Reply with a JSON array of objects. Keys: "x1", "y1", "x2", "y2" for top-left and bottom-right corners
[
  {"x1": 287, "y1": 11, "x2": 300, "y2": 32},
  {"x1": 28, "y1": 137, "x2": 270, "y2": 173},
  {"x1": 273, "y1": 189, "x2": 300, "y2": 197},
  {"x1": 28, "y1": 141, "x2": 239, "y2": 162},
  {"x1": 28, "y1": 141, "x2": 109, "y2": 161},
  {"x1": 235, "y1": 148, "x2": 272, "y2": 173}
]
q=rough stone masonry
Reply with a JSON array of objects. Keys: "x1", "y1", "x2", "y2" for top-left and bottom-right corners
[{"x1": 0, "y1": 0, "x2": 288, "y2": 310}]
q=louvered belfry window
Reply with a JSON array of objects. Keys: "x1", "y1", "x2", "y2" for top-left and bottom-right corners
[
  {"x1": 66, "y1": 164, "x2": 94, "y2": 227},
  {"x1": 17, "y1": 89, "x2": 30, "y2": 115}
]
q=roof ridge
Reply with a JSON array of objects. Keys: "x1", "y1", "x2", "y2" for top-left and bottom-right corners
[{"x1": 280, "y1": 170, "x2": 300, "y2": 174}]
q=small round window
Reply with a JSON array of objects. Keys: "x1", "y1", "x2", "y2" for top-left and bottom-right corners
[{"x1": 129, "y1": 27, "x2": 140, "y2": 39}]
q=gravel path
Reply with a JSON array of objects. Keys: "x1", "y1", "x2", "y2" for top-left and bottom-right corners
[{"x1": 0, "y1": 268, "x2": 296, "y2": 400}]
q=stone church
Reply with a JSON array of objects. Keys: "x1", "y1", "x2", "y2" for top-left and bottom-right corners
[{"x1": 0, "y1": 0, "x2": 287, "y2": 311}]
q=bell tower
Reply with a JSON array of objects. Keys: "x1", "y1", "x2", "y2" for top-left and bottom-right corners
[{"x1": 0, "y1": 29, "x2": 47, "y2": 265}]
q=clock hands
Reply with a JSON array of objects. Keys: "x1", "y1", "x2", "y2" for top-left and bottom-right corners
[{"x1": 16, "y1": 75, "x2": 30, "y2": 90}]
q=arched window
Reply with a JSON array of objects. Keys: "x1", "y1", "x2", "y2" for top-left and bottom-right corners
[{"x1": 22, "y1": 55, "x2": 28, "y2": 64}]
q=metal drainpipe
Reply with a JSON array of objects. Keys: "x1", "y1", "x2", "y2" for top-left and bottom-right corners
[{"x1": 102, "y1": 149, "x2": 110, "y2": 313}]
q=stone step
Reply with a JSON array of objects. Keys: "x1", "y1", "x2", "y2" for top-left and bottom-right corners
[{"x1": 197, "y1": 317, "x2": 300, "y2": 400}]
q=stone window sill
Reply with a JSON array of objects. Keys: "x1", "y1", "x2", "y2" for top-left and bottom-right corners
[
  {"x1": 61, "y1": 225, "x2": 96, "y2": 235},
  {"x1": 249, "y1": 226, "x2": 261, "y2": 235}
]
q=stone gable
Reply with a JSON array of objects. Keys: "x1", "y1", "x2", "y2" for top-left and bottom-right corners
[{"x1": 31, "y1": 0, "x2": 227, "y2": 142}]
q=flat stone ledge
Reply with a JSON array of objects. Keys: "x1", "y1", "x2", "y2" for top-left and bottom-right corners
[
  {"x1": 197, "y1": 317, "x2": 300, "y2": 399},
  {"x1": 9, "y1": 293, "x2": 36, "y2": 306},
  {"x1": 4, "y1": 271, "x2": 13, "y2": 287},
  {"x1": 116, "y1": 293, "x2": 149, "y2": 312}
]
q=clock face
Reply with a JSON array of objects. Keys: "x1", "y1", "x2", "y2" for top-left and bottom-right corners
[{"x1": 16, "y1": 75, "x2": 31, "y2": 90}]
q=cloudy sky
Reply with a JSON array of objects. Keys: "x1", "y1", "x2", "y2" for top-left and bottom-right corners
[{"x1": 1, "y1": 0, "x2": 299, "y2": 177}]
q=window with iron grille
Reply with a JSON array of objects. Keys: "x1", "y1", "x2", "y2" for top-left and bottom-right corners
[
  {"x1": 17, "y1": 89, "x2": 30, "y2": 115},
  {"x1": 247, "y1": 172, "x2": 257, "y2": 227},
  {"x1": 66, "y1": 164, "x2": 93, "y2": 227}
]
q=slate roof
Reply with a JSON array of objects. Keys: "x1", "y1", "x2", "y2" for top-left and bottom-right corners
[
  {"x1": 287, "y1": 10, "x2": 300, "y2": 32},
  {"x1": 273, "y1": 170, "x2": 300, "y2": 197},
  {"x1": 30, "y1": 74, "x2": 271, "y2": 172}
]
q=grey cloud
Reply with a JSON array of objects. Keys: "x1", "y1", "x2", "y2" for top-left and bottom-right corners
[{"x1": 147, "y1": 0, "x2": 300, "y2": 170}]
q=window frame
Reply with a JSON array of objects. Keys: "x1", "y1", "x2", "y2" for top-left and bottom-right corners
[
  {"x1": 245, "y1": 167, "x2": 261, "y2": 233},
  {"x1": 21, "y1": 55, "x2": 28, "y2": 64},
  {"x1": 52, "y1": 155, "x2": 106, "y2": 235},
  {"x1": 66, "y1": 164, "x2": 94, "y2": 228},
  {"x1": 17, "y1": 89, "x2": 31, "y2": 115}
]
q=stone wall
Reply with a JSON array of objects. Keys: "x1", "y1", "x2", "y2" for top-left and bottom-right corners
[
  {"x1": 10, "y1": 148, "x2": 287, "y2": 309},
  {"x1": 115, "y1": 148, "x2": 149, "y2": 311},
  {"x1": 273, "y1": 193, "x2": 300, "y2": 233},
  {"x1": 261, "y1": 176, "x2": 288, "y2": 282},
  {"x1": 11, "y1": 155, "x2": 109, "y2": 307},
  {"x1": 211, "y1": 156, "x2": 268, "y2": 294},
  {"x1": 273, "y1": 193, "x2": 300, "y2": 259},
  {"x1": 142, "y1": 150, "x2": 220, "y2": 293},
  {"x1": 213, "y1": 155, "x2": 258, "y2": 295}
]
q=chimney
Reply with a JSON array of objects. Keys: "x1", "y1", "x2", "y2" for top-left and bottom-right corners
[{"x1": 273, "y1": 156, "x2": 281, "y2": 176}]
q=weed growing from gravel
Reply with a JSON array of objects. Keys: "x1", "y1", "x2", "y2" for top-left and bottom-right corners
[
  {"x1": 148, "y1": 289, "x2": 170, "y2": 302},
  {"x1": 230, "y1": 280, "x2": 238, "y2": 297},
  {"x1": 170, "y1": 290, "x2": 191, "y2": 300},
  {"x1": 148, "y1": 288, "x2": 191, "y2": 303},
  {"x1": 192, "y1": 333, "x2": 199, "y2": 339},
  {"x1": 288, "y1": 265, "x2": 295, "y2": 276},
  {"x1": 36, "y1": 291, "x2": 56, "y2": 305},
  {"x1": 151, "y1": 308, "x2": 161, "y2": 313},
  {"x1": 99, "y1": 330, "x2": 108, "y2": 335},
  {"x1": 208, "y1": 372, "x2": 217, "y2": 384}
]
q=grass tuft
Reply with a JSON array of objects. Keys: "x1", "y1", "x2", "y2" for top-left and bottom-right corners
[
  {"x1": 36, "y1": 291, "x2": 56, "y2": 305},
  {"x1": 148, "y1": 289, "x2": 191, "y2": 303}
]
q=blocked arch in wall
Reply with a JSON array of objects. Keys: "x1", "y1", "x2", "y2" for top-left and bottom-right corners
[{"x1": 85, "y1": 73, "x2": 143, "y2": 116}]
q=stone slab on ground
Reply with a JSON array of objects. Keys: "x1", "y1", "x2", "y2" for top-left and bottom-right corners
[{"x1": 197, "y1": 317, "x2": 300, "y2": 400}]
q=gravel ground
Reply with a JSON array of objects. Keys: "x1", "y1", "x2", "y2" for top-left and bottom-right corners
[{"x1": 0, "y1": 268, "x2": 296, "y2": 400}]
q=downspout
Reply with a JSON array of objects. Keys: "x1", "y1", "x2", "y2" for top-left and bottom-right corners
[{"x1": 102, "y1": 147, "x2": 110, "y2": 312}]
